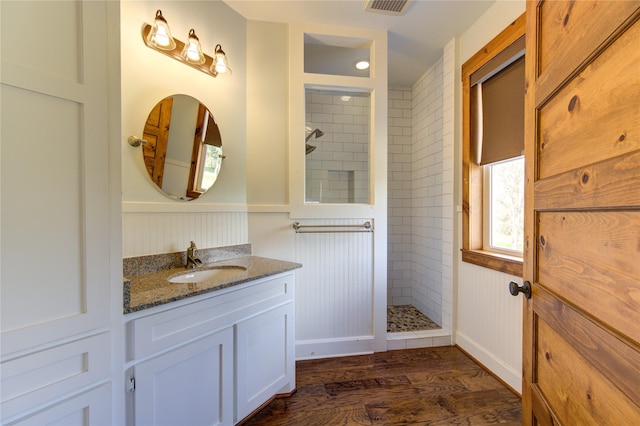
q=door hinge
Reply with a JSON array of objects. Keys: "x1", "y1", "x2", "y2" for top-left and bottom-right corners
[{"x1": 128, "y1": 376, "x2": 136, "y2": 392}]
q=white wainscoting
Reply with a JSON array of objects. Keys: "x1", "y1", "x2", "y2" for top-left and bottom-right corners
[
  {"x1": 122, "y1": 208, "x2": 248, "y2": 257},
  {"x1": 456, "y1": 261, "x2": 523, "y2": 393},
  {"x1": 292, "y1": 219, "x2": 375, "y2": 359}
]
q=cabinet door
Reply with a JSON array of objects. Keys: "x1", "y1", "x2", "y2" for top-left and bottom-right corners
[
  {"x1": 133, "y1": 328, "x2": 233, "y2": 426},
  {"x1": 235, "y1": 303, "x2": 294, "y2": 422}
]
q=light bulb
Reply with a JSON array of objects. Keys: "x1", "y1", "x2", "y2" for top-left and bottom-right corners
[
  {"x1": 154, "y1": 30, "x2": 171, "y2": 47},
  {"x1": 181, "y1": 29, "x2": 205, "y2": 64}
]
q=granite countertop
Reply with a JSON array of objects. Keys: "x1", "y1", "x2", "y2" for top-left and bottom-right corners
[{"x1": 124, "y1": 256, "x2": 301, "y2": 314}]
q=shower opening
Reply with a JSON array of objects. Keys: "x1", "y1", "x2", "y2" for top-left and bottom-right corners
[{"x1": 386, "y1": 83, "x2": 452, "y2": 347}]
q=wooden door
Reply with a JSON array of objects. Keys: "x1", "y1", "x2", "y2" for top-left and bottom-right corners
[
  {"x1": 143, "y1": 96, "x2": 173, "y2": 187},
  {"x1": 522, "y1": 1, "x2": 640, "y2": 424}
]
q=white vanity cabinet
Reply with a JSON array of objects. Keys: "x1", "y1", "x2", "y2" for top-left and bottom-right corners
[
  {"x1": 126, "y1": 272, "x2": 295, "y2": 426},
  {"x1": 236, "y1": 303, "x2": 294, "y2": 420}
]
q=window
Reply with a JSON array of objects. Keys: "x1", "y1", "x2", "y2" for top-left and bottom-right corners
[
  {"x1": 187, "y1": 105, "x2": 223, "y2": 199},
  {"x1": 484, "y1": 156, "x2": 524, "y2": 254},
  {"x1": 461, "y1": 13, "x2": 525, "y2": 276}
]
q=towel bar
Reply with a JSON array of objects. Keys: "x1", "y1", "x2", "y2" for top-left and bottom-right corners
[{"x1": 292, "y1": 221, "x2": 373, "y2": 233}]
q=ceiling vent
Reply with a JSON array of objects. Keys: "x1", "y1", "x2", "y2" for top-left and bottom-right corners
[{"x1": 364, "y1": 0, "x2": 411, "y2": 16}]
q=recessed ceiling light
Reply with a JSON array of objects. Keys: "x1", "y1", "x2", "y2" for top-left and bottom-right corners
[
  {"x1": 354, "y1": 59, "x2": 370, "y2": 70},
  {"x1": 341, "y1": 96, "x2": 352, "y2": 102}
]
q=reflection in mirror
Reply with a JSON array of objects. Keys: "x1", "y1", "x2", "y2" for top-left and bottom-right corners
[
  {"x1": 305, "y1": 89, "x2": 370, "y2": 204},
  {"x1": 142, "y1": 95, "x2": 223, "y2": 200}
]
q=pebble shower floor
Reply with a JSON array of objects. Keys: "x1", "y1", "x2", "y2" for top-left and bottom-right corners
[{"x1": 387, "y1": 305, "x2": 440, "y2": 333}]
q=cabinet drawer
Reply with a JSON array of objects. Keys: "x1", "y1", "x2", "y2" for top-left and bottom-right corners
[{"x1": 128, "y1": 273, "x2": 292, "y2": 360}]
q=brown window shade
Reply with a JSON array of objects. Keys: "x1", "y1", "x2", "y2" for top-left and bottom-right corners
[
  {"x1": 471, "y1": 38, "x2": 525, "y2": 166},
  {"x1": 203, "y1": 115, "x2": 221, "y2": 146}
]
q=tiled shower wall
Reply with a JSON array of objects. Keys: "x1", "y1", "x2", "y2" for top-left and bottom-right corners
[
  {"x1": 305, "y1": 90, "x2": 370, "y2": 203},
  {"x1": 387, "y1": 87, "x2": 414, "y2": 305},
  {"x1": 411, "y1": 57, "x2": 444, "y2": 325}
]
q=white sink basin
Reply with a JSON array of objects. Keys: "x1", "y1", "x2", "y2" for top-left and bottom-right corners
[{"x1": 168, "y1": 266, "x2": 246, "y2": 284}]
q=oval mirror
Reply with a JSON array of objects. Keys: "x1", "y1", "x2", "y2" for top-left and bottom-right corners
[{"x1": 141, "y1": 94, "x2": 223, "y2": 201}]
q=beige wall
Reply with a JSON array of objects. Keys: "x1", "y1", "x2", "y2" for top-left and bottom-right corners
[
  {"x1": 121, "y1": 0, "x2": 247, "y2": 206},
  {"x1": 246, "y1": 20, "x2": 290, "y2": 206}
]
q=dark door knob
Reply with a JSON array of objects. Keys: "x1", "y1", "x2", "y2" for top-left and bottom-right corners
[{"x1": 509, "y1": 281, "x2": 531, "y2": 299}]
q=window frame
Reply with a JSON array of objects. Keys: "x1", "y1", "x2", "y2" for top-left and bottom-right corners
[{"x1": 461, "y1": 13, "x2": 525, "y2": 276}]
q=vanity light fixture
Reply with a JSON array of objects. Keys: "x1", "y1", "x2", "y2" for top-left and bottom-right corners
[
  {"x1": 211, "y1": 44, "x2": 231, "y2": 75},
  {"x1": 181, "y1": 29, "x2": 205, "y2": 64},
  {"x1": 354, "y1": 59, "x2": 370, "y2": 70},
  {"x1": 142, "y1": 10, "x2": 231, "y2": 78},
  {"x1": 146, "y1": 10, "x2": 176, "y2": 50}
]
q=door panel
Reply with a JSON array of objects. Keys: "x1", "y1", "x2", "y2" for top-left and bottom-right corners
[
  {"x1": 534, "y1": 150, "x2": 640, "y2": 210},
  {"x1": 523, "y1": 1, "x2": 640, "y2": 424},
  {"x1": 538, "y1": 1, "x2": 638, "y2": 74},
  {"x1": 533, "y1": 287, "x2": 640, "y2": 407},
  {"x1": 536, "y1": 0, "x2": 640, "y2": 102},
  {"x1": 535, "y1": 318, "x2": 640, "y2": 424},
  {"x1": 538, "y1": 16, "x2": 640, "y2": 179},
  {"x1": 537, "y1": 211, "x2": 640, "y2": 343}
]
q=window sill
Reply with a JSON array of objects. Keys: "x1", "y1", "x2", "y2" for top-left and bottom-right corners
[{"x1": 461, "y1": 249, "x2": 523, "y2": 276}]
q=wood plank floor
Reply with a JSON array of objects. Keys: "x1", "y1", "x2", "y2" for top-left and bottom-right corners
[{"x1": 244, "y1": 346, "x2": 521, "y2": 425}]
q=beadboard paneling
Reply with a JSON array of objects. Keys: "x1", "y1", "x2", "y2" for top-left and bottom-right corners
[
  {"x1": 122, "y1": 211, "x2": 248, "y2": 257},
  {"x1": 293, "y1": 219, "x2": 374, "y2": 343},
  {"x1": 457, "y1": 261, "x2": 523, "y2": 392}
]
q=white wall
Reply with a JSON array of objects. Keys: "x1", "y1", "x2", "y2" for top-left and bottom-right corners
[
  {"x1": 454, "y1": 0, "x2": 526, "y2": 393},
  {"x1": 121, "y1": 1, "x2": 248, "y2": 257}
]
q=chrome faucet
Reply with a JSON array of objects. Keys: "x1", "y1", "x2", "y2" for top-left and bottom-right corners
[{"x1": 186, "y1": 241, "x2": 202, "y2": 269}]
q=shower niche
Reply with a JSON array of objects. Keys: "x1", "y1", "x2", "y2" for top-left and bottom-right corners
[{"x1": 304, "y1": 89, "x2": 370, "y2": 204}]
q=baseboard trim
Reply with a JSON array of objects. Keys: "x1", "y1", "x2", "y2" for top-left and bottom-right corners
[
  {"x1": 295, "y1": 336, "x2": 374, "y2": 360},
  {"x1": 455, "y1": 332, "x2": 522, "y2": 396}
]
